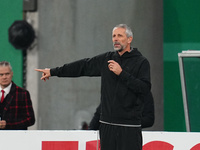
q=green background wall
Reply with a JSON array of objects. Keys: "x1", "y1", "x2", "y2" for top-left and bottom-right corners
[
  {"x1": 164, "y1": 0, "x2": 200, "y2": 131},
  {"x1": 0, "y1": 0, "x2": 23, "y2": 87}
]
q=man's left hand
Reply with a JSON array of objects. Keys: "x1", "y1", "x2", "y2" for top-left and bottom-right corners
[{"x1": 108, "y1": 60, "x2": 122, "y2": 75}]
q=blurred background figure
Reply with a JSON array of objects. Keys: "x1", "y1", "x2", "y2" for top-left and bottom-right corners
[{"x1": 81, "y1": 121, "x2": 89, "y2": 130}]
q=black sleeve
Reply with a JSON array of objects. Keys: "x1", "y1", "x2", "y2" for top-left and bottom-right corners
[
  {"x1": 141, "y1": 92, "x2": 155, "y2": 128},
  {"x1": 50, "y1": 53, "x2": 108, "y2": 77},
  {"x1": 88, "y1": 103, "x2": 101, "y2": 130}
]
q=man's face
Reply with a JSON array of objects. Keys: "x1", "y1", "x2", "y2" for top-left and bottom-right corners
[
  {"x1": 0, "y1": 66, "x2": 13, "y2": 89},
  {"x1": 112, "y1": 27, "x2": 132, "y2": 52}
]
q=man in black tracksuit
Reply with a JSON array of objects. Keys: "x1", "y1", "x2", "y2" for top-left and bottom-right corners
[{"x1": 36, "y1": 24, "x2": 151, "y2": 150}]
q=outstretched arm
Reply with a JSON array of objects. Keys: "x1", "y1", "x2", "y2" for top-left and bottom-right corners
[{"x1": 35, "y1": 68, "x2": 51, "y2": 81}]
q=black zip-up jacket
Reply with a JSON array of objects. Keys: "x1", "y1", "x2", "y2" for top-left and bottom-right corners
[{"x1": 50, "y1": 48, "x2": 151, "y2": 126}]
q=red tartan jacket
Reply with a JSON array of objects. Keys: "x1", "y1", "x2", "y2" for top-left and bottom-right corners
[{"x1": 0, "y1": 81, "x2": 35, "y2": 130}]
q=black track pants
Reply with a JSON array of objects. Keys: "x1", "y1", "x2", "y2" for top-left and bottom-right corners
[{"x1": 99, "y1": 123, "x2": 142, "y2": 150}]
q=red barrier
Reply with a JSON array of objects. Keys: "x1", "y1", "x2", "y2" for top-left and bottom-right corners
[
  {"x1": 42, "y1": 141, "x2": 78, "y2": 150},
  {"x1": 1, "y1": 131, "x2": 200, "y2": 150},
  {"x1": 42, "y1": 140, "x2": 200, "y2": 150},
  {"x1": 143, "y1": 141, "x2": 174, "y2": 150},
  {"x1": 86, "y1": 140, "x2": 100, "y2": 150}
]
